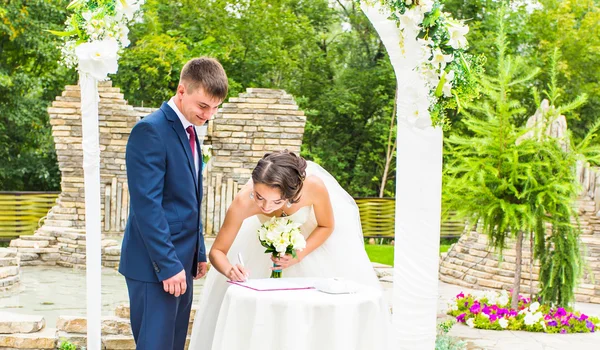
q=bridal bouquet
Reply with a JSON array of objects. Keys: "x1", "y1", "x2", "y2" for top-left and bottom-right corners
[{"x1": 257, "y1": 216, "x2": 306, "y2": 278}]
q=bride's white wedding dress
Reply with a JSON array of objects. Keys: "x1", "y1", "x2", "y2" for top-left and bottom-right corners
[{"x1": 189, "y1": 161, "x2": 388, "y2": 349}]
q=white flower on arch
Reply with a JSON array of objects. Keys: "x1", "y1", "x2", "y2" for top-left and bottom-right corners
[
  {"x1": 447, "y1": 21, "x2": 469, "y2": 49},
  {"x1": 75, "y1": 39, "x2": 119, "y2": 80}
]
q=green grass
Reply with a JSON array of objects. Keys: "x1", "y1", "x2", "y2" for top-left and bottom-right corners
[
  {"x1": 364, "y1": 244, "x2": 394, "y2": 266},
  {"x1": 365, "y1": 241, "x2": 456, "y2": 266}
]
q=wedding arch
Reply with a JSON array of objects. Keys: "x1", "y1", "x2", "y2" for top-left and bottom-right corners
[{"x1": 54, "y1": 0, "x2": 477, "y2": 349}]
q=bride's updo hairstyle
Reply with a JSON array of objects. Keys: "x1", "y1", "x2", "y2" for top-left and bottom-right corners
[{"x1": 251, "y1": 150, "x2": 307, "y2": 203}]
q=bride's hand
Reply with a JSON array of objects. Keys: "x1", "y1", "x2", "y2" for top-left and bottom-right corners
[
  {"x1": 271, "y1": 254, "x2": 299, "y2": 270},
  {"x1": 227, "y1": 264, "x2": 249, "y2": 282}
]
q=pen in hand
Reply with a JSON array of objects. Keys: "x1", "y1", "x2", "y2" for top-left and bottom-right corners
[{"x1": 237, "y1": 252, "x2": 249, "y2": 281}]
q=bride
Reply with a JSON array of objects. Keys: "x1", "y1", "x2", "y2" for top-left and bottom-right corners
[{"x1": 189, "y1": 150, "x2": 387, "y2": 349}]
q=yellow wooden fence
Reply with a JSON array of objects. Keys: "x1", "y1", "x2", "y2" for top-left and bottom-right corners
[
  {"x1": 354, "y1": 198, "x2": 465, "y2": 238},
  {"x1": 0, "y1": 192, "x2": 59, "y2": 238}
]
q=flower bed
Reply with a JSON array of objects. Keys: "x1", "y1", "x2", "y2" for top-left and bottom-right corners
[{"x1": 447, "y1": 290, "x2": 600, "y2": 334}]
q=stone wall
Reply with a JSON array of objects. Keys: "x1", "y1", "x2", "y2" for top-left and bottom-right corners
[{"x1": 202, "y1": 88, "x2": 305, "y2": 235}]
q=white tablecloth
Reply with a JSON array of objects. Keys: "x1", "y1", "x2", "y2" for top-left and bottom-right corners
[{"x1": 211, "y1": 278, "x2": 389, "y2": 350}]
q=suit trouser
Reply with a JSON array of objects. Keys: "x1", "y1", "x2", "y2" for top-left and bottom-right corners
[{"x1": 126, "y1": 276, "x2": 193, "y2": 350}]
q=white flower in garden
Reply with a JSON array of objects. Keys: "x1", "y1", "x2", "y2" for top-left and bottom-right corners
[
  {"x1": 75, "y1": 39, "x2": 119, "y2": 80},
  {"x1": 431, "y1": 49, "x2": 453, "y2": 69},
  {"x1": 540, "y1": 320, "x2": 546, "y2": 330},
  {"x1": 447, "y1": 299, "x2": 458, "y2": 312},
  {"x1": 523, "y1": 313, "x2": 535, "y2": 326},
  {"x1": 498, "y1": 294, "x2": 509, "y2": 307},
  {"x1": 499, "y1": 318, "x2": 508, "y2": 329},
  {"x1": 405, "y1": 0, "x2": 413, "y2": 5},
  {"x1": 447, "y1": 21, "x2": 469, "y2": 49},
  {"x1": 115, "y1": 0, "x2": 144, "y2": 21},
  {"x1": 466, "y1": 318, "x2": 475, "y2": 328},
  {"x1": 442, "y1": 70, "x2": 455, "y2": 97},
  {"x1": 523, "y1": 311, "x2": 542, "y2": 326},
  {"x1": 529, "y1": 302, "x2": 540, "y2": 313}
]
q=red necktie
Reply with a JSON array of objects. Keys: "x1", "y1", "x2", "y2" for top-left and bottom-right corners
[{"x1": 186, "y1": 125, "x2": 196, "y2": 159}]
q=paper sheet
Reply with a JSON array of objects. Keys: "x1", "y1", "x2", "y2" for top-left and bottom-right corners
[{"x1": 228, "y1": 278, "x2": 315, "y2": 291}]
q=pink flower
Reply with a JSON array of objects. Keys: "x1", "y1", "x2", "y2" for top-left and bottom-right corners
[{"x1": 470, "y1": 303, "x2": 481, "y2": 314}]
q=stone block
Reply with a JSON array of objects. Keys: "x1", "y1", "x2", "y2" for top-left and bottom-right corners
[
  {"x1": 102, "y1": 335, "x2": 136, "y2": 349},
  {"x1": 0, "y1": 249, "x2": 17, "y2": 259},
  {"x1": 9, "y1": 240, "x2": 49, "y2": 249},
  {"x1": 0, "y1": 327, "x2": 56, "y2": 349},
  {"x1": 0, "y1": 266, "x2": 19, "y2": 279},
  {"x1": 101, "y1": 317, "x2": 131, "y2": 335},
  {"x1": 115, "y1": 304, "x2": 130, "y2": 319},
  {"x1": 56, "y1": 331, "x2": 87, "y2": 348},
  {"x1": 0, "y1": 258, "x2": 18, "y2": 267},
  {"x1": 0, "y1": 312, "x2": 45, "y2": 334}
]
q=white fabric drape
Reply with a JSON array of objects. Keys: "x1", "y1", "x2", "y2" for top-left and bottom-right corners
[
  {"x1": 80, "y1": 72, "x2": 102, "y2": 350},
  {"x1": 361, "y1": 3, "x2": 443, "y2": 349}
]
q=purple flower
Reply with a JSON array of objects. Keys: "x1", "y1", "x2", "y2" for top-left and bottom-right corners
[
  {"x1": 556, "y1": 308, "x2": 567, "y2": 317},
  {"x1": 482, "y1": 305, "x2": 491, "y2": 315},
  {"x1": 548, "y1": 320, "x2": 558, "y2": 327},
  {"x1": 470, "y1": 303, "x2": 481, "y2": 314},
  {"x1": 560, "y1": 329, "x2": 567, "y2": 334},
  {"x1": 579, "y1": 314, "x2": 588, "y2": 321},
  {"x1": 508, "y1": 310, "x2": 518, "y2": 317},
  {"x1": 457, "y1": 292, "x2": 465, "y2": 299},
  {"x1": 497, "y1": 308, "x2": 507, "y2": 317},
  {"x1": 586, "y1": 320, "x2": 595, "y2": 332},
  {"x1": 490, "y1": 314, "x2": 498, "y2": 322},
  {"x1": 464, "y1": 301, "x2": 469, "y2": 307},
  {"x1": 456, "y1": 313, "x2": 466, "y2": 323}
]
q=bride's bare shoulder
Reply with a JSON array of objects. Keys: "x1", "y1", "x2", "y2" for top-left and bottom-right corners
[
  {"x1": 303, "y1": 175, "x2": 326, "y2": 196},
  {"x1": 229, "y1": 182, "x2": 260, "y2": 217}
]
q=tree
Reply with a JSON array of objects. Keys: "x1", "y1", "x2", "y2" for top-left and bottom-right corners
[
  {"x1": 443, "y1": 0, "x2": 600, "y2": 140},
  {"x1": 0, "y1": 0, "x2": 75, "y2": 191},
  {"x1": 443, "y1": 17, "x2": 587, "y2": 308}
]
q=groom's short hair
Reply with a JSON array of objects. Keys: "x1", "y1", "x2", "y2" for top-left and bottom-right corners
[{"x1": 180, "y1": 57, "x2": 228, "y2": 100}]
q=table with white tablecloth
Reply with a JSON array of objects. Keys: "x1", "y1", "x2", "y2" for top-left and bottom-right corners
[{"x1": 211, "y1": 278, "x2": 389, "y2": 350}]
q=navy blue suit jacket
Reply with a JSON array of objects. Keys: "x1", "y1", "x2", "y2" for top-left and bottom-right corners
[{"x1": 119, "y1": 103, "x2": 206, "y2": 283}]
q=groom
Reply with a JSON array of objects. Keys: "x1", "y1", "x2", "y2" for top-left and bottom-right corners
[{"x1": 119, "y1": 57, "x2": 228, "y2": 349}]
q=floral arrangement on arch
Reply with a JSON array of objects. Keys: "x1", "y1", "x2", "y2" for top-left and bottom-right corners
[
  {"x1": 366, "y1": 0, "x2": 484, "y2": 128},
  {"x1": 50, "y1": 0, "x2": 145, "y2": 79},
  {"x1": 448, "y1": 291, "x2": 600, "y2": 334}
]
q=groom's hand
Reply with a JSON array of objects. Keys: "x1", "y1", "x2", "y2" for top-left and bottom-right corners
[
  {"x1": 163, "y1": 269, "x2": 187, "y2": 297},
  {"x1": 194, "y1": 262, "x2": 208, "y2": 280}
]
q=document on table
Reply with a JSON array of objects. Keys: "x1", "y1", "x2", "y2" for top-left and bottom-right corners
[{"x1": 228, "y1": 278, "x2": 315, "y2": 291}]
